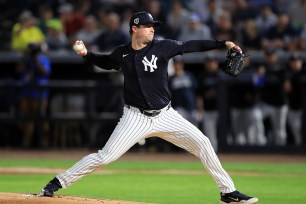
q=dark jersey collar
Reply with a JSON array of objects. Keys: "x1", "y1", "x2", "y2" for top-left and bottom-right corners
[{"x1": 128, "y1": 39, "x2": 156, "y2": 54}]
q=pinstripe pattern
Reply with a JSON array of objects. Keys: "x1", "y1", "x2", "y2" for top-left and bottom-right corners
[
  {"x1": 57, "y1": 107, "x2": 153, "y2": 188},
  {"x1": 56, "y1": 106, "x2": 235, "y2": 193},
  {"x1": 155, "y1": 108, "x2": 235, "y2": 193}
]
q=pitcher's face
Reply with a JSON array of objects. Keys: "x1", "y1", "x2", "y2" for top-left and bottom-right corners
[{"x1": 134, "y1": 24, "x2": 155, "y2": 43}]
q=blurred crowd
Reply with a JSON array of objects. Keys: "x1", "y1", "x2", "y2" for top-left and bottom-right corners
[
  {"x1": 0, "y1": 0, "x2": 306, "y2": 150},
  {"x1": 0, "y1": 0, "x2": 306, "y2": 52},
  {"x1": 169, "y1": 51, "x2": 305, "y2": 152}
]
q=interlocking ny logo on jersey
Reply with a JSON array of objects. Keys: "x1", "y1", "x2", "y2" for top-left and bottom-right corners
[{"x1": 142, "y1": 55, "x2": 158, "y2": 72}]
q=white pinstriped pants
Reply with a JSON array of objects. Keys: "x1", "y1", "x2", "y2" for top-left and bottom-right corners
[{"x1": 57, "y1": 106, "x2": 236, "y2": 193}]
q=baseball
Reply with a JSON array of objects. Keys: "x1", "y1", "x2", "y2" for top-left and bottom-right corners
[{"x1": 73, "y1": 43, "x2": 85, "y2": 52}]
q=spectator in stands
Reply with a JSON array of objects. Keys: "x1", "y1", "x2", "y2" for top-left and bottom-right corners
[
  {"x1": 229, "y1": 57, "x2": 266, "y2": 146},
  {"x1": 300, "y1": 23, "x2": 306, "y2": 50},
  {"x1": 100, "y1": 0, "x2": 137, "y2": 7},
  {"x1": 38, "y1": 6, "x2": 55, "y2": 35},
  {"x1": 166, "y1": 0, "x2": 190, "y2": 38},
  {"x1": 212, "y1": 12, "x2": 237, "y2": 41},
  {"x1": 58, "y1": 3, "x2": 85, "y2": 38},
  {"x1": 255, "y1": 5, "x2": 277, "y2": 35},
  {"x1": 240, "y1": 19, "x2": 263, "y2": 50},
  {"x1": 169, "y1": 56, "x2": 198, "y2": 124},
  {"x1": 284, "y1": 54, "x2": 305, "y2": 145},
  {"x1": 231, "y1": 0, "x2": 259, "y2": 30},
  {"x1": 188, "y1": 0, "x2": 223, "y2": 25},
  {"x1": 11, "y1": 10, "x2": 45, "y2": 52},
  {"x1": 179, "y1": 13, "x2": 212, "y2": 41},
  {"x1": 274, "y1": 0, "x2": 299, "y2": 14},
  {"x1": 95, "y1": 7, "x2": 109, "y2": 32},
  {"x1": 197, "y1": 56, "x2": 221, "y2": 151},
  {"x1": 92, "y1": 12, "x2": 129, "y2": 52},
  {"x1": 262, "y1": 12, "x2": 300, "y2": 51},
  {"x1": 74, "y1": 0, "x2": 91, "y2": 17},
  {"x1": 121, "y1": 7, "x2": 135, "y2": 37},
  {"x1": 16, "y1": 43, "x2": 51, "y2": 148},
  {"x1": 204, "y1": 0, "x2": 224, "y2": 31},
  {"x1": 144, "y1": 0, "x2": 174, "y2": 39},
  {"x1": 288, "y1": 0, "x2": 306, "y2": 30},
  {"x1": 45, "y1": 19, "x2": 69, "y2": 51},
  {"x1": 143, "y1": 0, "x2": 166, "y2": 23},
  {"x1": 247, "y1": 0, "x2": 274, "y2": 8},
  {"x1": 74, "y1": 15, "x2": 101, "y2": 48},
  {"x1": 255, "y1": 49, "x2": 288, "y2": 146}
]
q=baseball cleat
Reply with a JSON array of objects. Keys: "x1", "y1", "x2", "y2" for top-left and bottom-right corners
[
  {"x1": 40, "y1": 187, "x2": 54, "y2": 197},
  {"x1": 220, "y1": 190, "x2": 258, "y2": 204},
  {"x1": 40, "y1": 177, "x2": 62, "y2": 197}
]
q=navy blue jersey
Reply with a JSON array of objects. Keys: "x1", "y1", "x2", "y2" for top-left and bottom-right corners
[{"x1": 85, "y1": 39, "x2": 226, "y2": 110}]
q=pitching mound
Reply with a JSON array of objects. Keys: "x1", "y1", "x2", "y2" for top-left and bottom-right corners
[{"x1": 0, "y1": 193, "x2": 147, "y2": 204}]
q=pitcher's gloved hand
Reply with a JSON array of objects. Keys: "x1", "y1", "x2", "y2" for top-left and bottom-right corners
[{"x1": 223, "y1": 46, "x2": 246, "y2": 77}]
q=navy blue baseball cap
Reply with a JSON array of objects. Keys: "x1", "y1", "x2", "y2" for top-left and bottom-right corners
[{"x1": 129, "y1": 11, "x2": 162, "y2": 29}]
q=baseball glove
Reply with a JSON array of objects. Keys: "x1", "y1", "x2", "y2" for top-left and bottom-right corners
[{"x1": 223, "y1": 46, "x2": 245, "y2": 76}]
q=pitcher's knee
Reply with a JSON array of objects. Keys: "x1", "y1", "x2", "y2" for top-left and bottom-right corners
[
  {"x1": 96, "y1": 149, "x2": 120, "y2": 165},
  {"x1": 202, "y1": 136, "x2": 212, "y2": 144},
  {"x1": 192, "y1": 136, "x2": 215, "y2": 157},
  {"x1": 83, "y1": 150, "x2": 117, "y2": 167},
  {"x1": 196, "y1": 136, "x2": 213, "y2": 148}
]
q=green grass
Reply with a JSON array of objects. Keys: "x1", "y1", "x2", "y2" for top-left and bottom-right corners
[
  {"x1": 0, "y1": 159, "x2": 306, "y2": 204},
  {"x1": 1, "y1": 159, "x2": 306, "y2": 174}
]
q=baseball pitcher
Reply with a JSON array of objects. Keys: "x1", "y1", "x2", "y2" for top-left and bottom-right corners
[{"x1": 40, "y1": 11, "x2": 258, "y2": 204}]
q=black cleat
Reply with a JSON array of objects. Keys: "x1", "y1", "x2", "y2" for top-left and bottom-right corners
[
  {"x1": 40, "y1": 177, "x2": 62, "y2": 197},
  {"x1": 220, "y1": 190, "x2": 258, "y2": 203}
]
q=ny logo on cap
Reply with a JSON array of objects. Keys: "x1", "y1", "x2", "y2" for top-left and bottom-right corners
[
  {"x1": 134, "y1": 18, "x2": 139, "y2": 24},
  {"x1": 142, "y1": 55, "x2": 158, "y2": 72},
  {"x1": 148, "y1": 13, "x2": 153, "y2": 20}
]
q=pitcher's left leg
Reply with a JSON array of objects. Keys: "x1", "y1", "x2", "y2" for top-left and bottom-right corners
[
  {"x1": 155, "y1": 108, "x2": 235, "y2": 193},
  {"x1": 154, "y1": 108, "x2": 258, "y2": 203}
]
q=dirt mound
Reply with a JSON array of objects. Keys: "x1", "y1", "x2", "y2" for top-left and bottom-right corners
[{"x1": 0, "y1": 193, "x2": 147, "y2": 204}]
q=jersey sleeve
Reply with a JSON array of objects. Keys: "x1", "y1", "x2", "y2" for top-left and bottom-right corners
[
  {"x1": 85, "y1": 48, "x2": 121, "y2": 70},
  {"x1": 160, "y1": 39, "x2": 226, "y2": 59}
]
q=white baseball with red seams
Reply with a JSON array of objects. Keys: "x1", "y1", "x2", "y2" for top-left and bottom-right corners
[
  {"x1": 56, "y1": 105, "x2": 236, "y2": 193},
  {"x1": 73, "y1": 43, "x2": 85, "y2": 52}
]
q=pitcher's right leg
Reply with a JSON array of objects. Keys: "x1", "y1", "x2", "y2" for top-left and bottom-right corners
[{"x1": 41, "y1": 107, "x2": 153, "y2": 196}]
